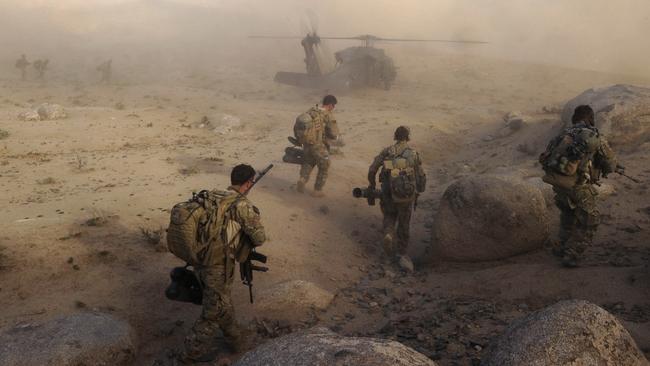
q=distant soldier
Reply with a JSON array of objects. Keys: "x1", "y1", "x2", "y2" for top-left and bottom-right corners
[
  {"x1": 178, "y1": 164, "x2": 266, "y2": 363},
  {"x1": 97, "y1": 59, "x2": 112, "y2": 83},
  {"x1": 368, "y1": 126, "x2": 426, "y2": 268},
  {"x1": 539, "y1": 105, "x2": 618, "y2": 267},
  {"x1": 33, "y1": 59, "x2": 49, "y2": 80},
  {"x1": 15, "y1": 54, "x2": 30, "y2": 80},
  {"x1": 294, "y1": 94, "x2": 340, "y2": 197}
]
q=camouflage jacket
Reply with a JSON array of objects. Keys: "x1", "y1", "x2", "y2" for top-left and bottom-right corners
[
  {"x1": 204, "y1": 187, "x2": 266, "y2": 266},
  {"x1": 569, "y1": 122, "x2": 617, "y2": 185},
  {"x1": 368, "y1": 141, "x2": 426, "y2": 191},
  {"x1": 295, "y1": 106, "x2": 339, "y2": 147}
]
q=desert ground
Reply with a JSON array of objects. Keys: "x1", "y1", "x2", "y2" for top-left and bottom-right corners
[{"x1": 1, "y1": 43, "x2": 649, "y2": 365}]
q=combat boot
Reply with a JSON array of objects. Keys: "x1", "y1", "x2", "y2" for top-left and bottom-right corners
[
  {"x1": 296, "y1": 179, "x2": 306, "y2": 193},
  {"x1": 382, "y1": 233, "x2": 394, "y2": 256}
]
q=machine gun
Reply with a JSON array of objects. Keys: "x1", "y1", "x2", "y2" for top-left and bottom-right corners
[
  {"x1": 352, "y1": 187, "x2": 382, "y2": 206},
  {"x1": 615, "y1": 164, "x2": 640, "y2": 183}
]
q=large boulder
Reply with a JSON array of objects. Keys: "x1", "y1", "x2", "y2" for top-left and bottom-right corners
[
  {"x1": 234, "y1": 327, "x2": 436, "y2": 366},
  {"x1": 562, "y1": 84, "x2": 650, "y2": 148},
  {"x1": 255, "y1": 280, "x2": 334, "y2": 321},
  {"x1": 482, "y1": 300, "x2": 648, "y2": 366},
  {"x1": 431, "y1": 175, "x2": 549, "y2": 261},
  {"x1": 0, "y1": 312, "x2": 136, "y2": 366}
]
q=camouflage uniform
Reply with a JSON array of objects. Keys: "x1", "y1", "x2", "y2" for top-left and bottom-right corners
[
  {"x1": 368, "y1": 141, "x2": 425, "y2": 255},
  {"x1": 548, "y1": 122, "x2": 617, "y2": 265},
  {"x1": 296, "y1": 106, "x2": 339, "y2": 192},
  {"x1": 15, "y1": 55, "x2": 30, "y2": 80},
  {"x1": 182, "y1": 186, "x2": 266, "y2": 362}
]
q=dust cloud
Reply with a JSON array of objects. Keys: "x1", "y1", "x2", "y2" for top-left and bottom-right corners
[{"x1": 0, "y1": 0, "x2": 649, "y2": 79}]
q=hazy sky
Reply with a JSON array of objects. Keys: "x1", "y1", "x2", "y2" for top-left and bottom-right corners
[{"x1": 1, "y1": 0, "x2": 648, "y2": 76}]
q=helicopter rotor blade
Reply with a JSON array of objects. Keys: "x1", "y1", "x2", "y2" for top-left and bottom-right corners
[
  {"x1": 249, "y1": 35, "x2": 304, "y2": 39},
  {"x1": 374, "y1": 37, "x2": 488, "y2": 44}
]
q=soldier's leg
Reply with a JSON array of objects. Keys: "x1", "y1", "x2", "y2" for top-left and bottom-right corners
[
  {"x1": 395, "y1": 202, "x2": 413, "y2": 255},
  {"x1": 563, "y1": 186, "x2": 599, "y2": 267},
  {"x1": 552, "y1": 188, "x2": 576, "y2": 256},
  {"x1": 380, "y1": 200, "x2": 398, "y2": 256},
  {"x1": 313, "y1": 147, "x2": 330, "y2": 192},
  {"x1": 183, "y1": 266, "x2": 240, "y2": 361},
  {"x1": 298, "y1": 150, "x2": 316, "y2": 193}
]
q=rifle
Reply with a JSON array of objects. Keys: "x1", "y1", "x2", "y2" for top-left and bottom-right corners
[
  {"x1": 615, "y1": 164, "x2": 640, "y2": 183},
  {"x1": 240, "y1": 250, "x2": 268, "y2": 304},
  {"x1": 240, "y1": 163, "x2": 273, "y2": 303}
]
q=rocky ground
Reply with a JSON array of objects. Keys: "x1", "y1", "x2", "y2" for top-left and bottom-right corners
[{"x1": 0, "y1": 45, "x2": 649, "y2": 365}]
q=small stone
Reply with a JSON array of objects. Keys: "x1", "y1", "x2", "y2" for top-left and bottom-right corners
[{"x1": 398, "y1": 256, "x2": 414, "y2": 273}]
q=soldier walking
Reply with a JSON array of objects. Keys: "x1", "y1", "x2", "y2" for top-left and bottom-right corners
[
  {"x1": 539, "y1": 105, "x2": 618, "y2": 267},
  {"x1": 368, "y1": 126, "x2": 426, "y2": 270},
  {"x1": 33, "y1": 59, "x2": 49, "y2": 80},
  {"x1": 294, "y1": 95, "x2": 340, "y2": 197},
  {"x1": 97, "y1": 59, "x2": 112, "y2": 84},
  {"x1": 15, "y1": 54, "x2": 30, "y2": 80},
  {"x1": 177, "y1": 164, "x2": 267, "y2": 363}
]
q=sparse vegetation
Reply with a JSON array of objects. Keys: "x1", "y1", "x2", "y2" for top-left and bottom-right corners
[
  {"x1": 139, "y1": 226, "x2": 166, "y2": 252},
  {"x1": 36, "y1": 177, "x2": 56, "y2": 185},
  {"x1": 84, "y1": 209, "x2": 113, "y2": 227},
  {"x1": 179, "y1": 166, "x2": 200, "y2": 175},
  {"x1": 0, "y1": 129, "x2": 8, "y2": 140},
  {"x1": 73, "y1": 154, "x2": 87, "y2": 171}
]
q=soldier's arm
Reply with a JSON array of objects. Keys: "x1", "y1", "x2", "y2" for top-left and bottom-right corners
[
  {"x1": 596, "y1": 137, "x2": 618, "y2": 176},
  {"x1": 235, "y1": 200, "x2": 267, "y2": 246},
  {"x1": 324, "y1": 113, "x2": 340, "y2": 140},
  {"x1": 414, "y1": 152, "x2": 427, "y2": 193},
  {"x1": 368, "y1": 149, "x2": 387, "y2": 188}
]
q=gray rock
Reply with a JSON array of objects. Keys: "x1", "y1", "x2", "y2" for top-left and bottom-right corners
[
  {"x1": 235, "y1": 327, "x2": 437, "y2": 366},
  {"x1": 37, "y1": 103, "x2": 67, "y2": 120},
  {"x1": 255, "y1": 280, "x2": 334, "y2": 321},
  {"x1": 482, "y1": 300, "x2": 649, "y2": 366},
  {"x1": 0, "y1": 312, "x2": 136, "y2": 366},
  {"x1": 562, "y1": 84, "x2": 650, "y2": 147},
  {"x1": 431, "y1": 175, "x2": 549, "y2": 261},
  {"x1": 18, "y1": 110, "x2": 40, "y2": 121}
]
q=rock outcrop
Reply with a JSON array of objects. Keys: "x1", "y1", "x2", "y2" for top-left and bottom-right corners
[
  {"x1": 562, "y1": 84, "x2": 650, "y2": 148},
  {"x1": 482, "y1": 300, "x2": 649, "y2": 366},
  {"x1": 235, "y1": 327, "x2": 436, "y2": 366},
  {"x1": 431, "y1": 175, "x2": 549, "y2": 261},
  {"x1": 0, "y1": 312, "x2": 136, "y2": 366}
]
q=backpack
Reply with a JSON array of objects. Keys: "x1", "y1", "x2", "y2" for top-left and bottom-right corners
[
  {"x1": 539, "y1": 126, "x2": 601, "y2": 189},
  {"x1": 167, "y1": 190, "x2": 241, "y2": 266},
  {"x1": 384, "y1": 146, "x2": 419, "y2": 203},
  {"x1": 293, "y1": 108, "x2": 323, "y2": 146}
]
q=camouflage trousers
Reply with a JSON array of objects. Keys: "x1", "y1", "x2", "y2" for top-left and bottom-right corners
[
  {"x1": 553, "y1": 184, "x2": 600, "y2": 259},
  {"x1": 380, "y1": 198, "x2": 413, "y2": 255},
  {"x1": 183, "y1": 264, "x2": 243, "y2": 360},
  {"x1": 299, "y1": 144, "x2": 330, "y2": 191}
]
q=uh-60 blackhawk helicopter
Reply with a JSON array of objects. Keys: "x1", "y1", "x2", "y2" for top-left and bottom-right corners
[{"x1": 250, "y1": 31, "x2": 487, "y2": 90}]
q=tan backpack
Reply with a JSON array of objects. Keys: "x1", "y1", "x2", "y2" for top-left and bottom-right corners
[
  {"x1": 293, "y1": 108, "x2": 323, "y2": 146},
  {"x1": 167, "y1": 190, "x2": 241, "y2": 266}
]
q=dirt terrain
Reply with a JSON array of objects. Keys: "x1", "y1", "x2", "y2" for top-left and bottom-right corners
[{"x1": 1, "y1": 46, "x2": 649, "y2": 365}]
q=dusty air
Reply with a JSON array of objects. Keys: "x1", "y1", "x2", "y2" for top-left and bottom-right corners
[{"x1": 0, "y1": 1, "x2": 649, "y2": 365}]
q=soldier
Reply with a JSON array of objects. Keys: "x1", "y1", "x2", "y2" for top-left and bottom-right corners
[
  {"x1": 97, "y1": 59, "x2": 112, "y2": 83},
  {"x1": 33, "y1": 59, "x2": 49, "y2": 80},
  {"x1": 294, "y1": 94, "x2": 340, "y2": 197},
  {"x1": 368, "y1": 126, "x2": 426, "y2": 269},
  {"x1": 178, "y1": 164, "x2": 266, "y2": 363},
  {"x1": 540, "y1": 105, "x2": 617, "y2": 267},
  {"x1": 15, "y1": 54, "x2": 30, "y2": 80}
]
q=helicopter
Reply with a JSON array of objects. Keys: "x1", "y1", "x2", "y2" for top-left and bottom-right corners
[{"x1": 250, "y1": 32, "x2": 487, "y2": 91}]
